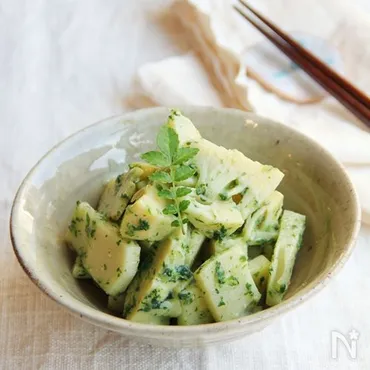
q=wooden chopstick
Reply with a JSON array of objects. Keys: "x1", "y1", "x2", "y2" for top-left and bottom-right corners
[
  {"x1": 238, "y1": 0, "x2": 370, "y2": 110},
  {"x1": 234, "y1": 1, "x2": 370, "y2": 127}
]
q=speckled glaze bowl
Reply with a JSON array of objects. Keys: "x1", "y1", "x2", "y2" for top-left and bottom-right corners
[{"x1": 10, "y1": 107, "x2": 361, "y2": 347}]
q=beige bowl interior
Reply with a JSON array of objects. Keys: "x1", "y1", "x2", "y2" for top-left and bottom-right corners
[{"x1": 11, "y1": 107, "x2": 360, "y2": 347}]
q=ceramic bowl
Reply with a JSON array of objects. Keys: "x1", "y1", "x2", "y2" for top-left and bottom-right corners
[{"x1": 10, "y1": 107, "x2": 361, "y2": 347}]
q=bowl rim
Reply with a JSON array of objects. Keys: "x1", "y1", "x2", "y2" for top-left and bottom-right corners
[{"x1": 10, "y1": 106, "x2": 362, "y2": 338}]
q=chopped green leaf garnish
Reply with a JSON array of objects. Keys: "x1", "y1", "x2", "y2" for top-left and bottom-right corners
[
  {"x1": 137, "y1": 219, "x2": 150, "y2": 231},
  {"x1": 215, "y1": 261, "x2": 226, "y2": 285},
  {"x1": 226, "y1": 276, "x2": 239, "y2": 286},
  {"x1": 161, "y1": 264, "x2": 192, "y2": 282},
  {"x1": 178, "y1": 290, "x2": 194, "y2": 305},
  {"x1": 218, "y1": 193, "x2": 228, "y2": 201},
  {"x1": 279, "y1": 284, "x2": 287, "y2": 293},
  {"x1": 196, "y1": 184, "x2": 207, "y2": 196},
  {"x1": 171, "y1": 220, "x2": 180, "y2": 227},
  {"x1": 168, "y1": 109, "x2": 181, "y2": 121},
  {"x1": 68, "y1": 219, "x2": 79, "y2": 237},
  {"x1": 245, "y1": 282, "x2": 254, "y2": 296},
  {"x1": 139, "y1": 288, "x2": 162, "y2": 312},
  {"x1": 218, "y1": 297, "x2": 226, "y2": 307},
  {"x1": 213, "y1": 225, "x2": 228, "y2": 241},
  {"x1": 175, "y1": 265, "x2": 192, "y2": 281},
  {"x1": 126, "y1": 219, "x2": 150, "y2": 236},
  {"x1": 227, "y1": 179, "x2": 239, "y2": 189},
  {"x1": 85, "y1": 213, "x2": 96, "y2": 238}
]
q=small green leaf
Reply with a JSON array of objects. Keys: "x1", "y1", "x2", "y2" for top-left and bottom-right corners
[
  {"x1": 183, "y1": 218, "x2": 189, "y2": 224},
  {"x1": 173, "y1": 147, "x2": 199, "y2": 165},
  {"x1": 163, "y1": 204, "x2": 178, "y2": 215},
  {"x1": 179, "y1": 200, "x2": 190, "y2": 212},
  {"x1": 171, "y1": 220, "x2": 180, "y2": 227},
  {"x1": 174, "y1": 165, "x2": 196, "y2": 182},
  {"x1": 176, "y1": 187, "x2": 192, "y2": 198},
  {"x1": 141, "y1": 151, "x2": 170, "y2": 167},
  {"x1": 168, "y1": 127, "x2": 179, "y2": 159},
  {"x1": 157, "y1": 126, "x2": 179, "y2": 160},
  {"x1": 158, "y1": 189, "x2": 175, "y2": 199},
  {"x1": 157, "y1": 126, "x2": 169, "y2": 157},
  {"x1": 149, "y1": 171, "x2": 172, "y2": 183}
]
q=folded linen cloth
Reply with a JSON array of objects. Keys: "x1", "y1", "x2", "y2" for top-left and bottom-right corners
[{"x1": 130, "y1": 0, "x2": 370, "y2": 224}]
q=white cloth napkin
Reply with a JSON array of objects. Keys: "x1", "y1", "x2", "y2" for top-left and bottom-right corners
[{"x1": 132, "y1": 0, "x2": 370, "y2": 225}]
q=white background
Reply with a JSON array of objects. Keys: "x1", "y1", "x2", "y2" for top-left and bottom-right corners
[{"x1": 0, "y1": 0, "x2": 369, "y2": 369}]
